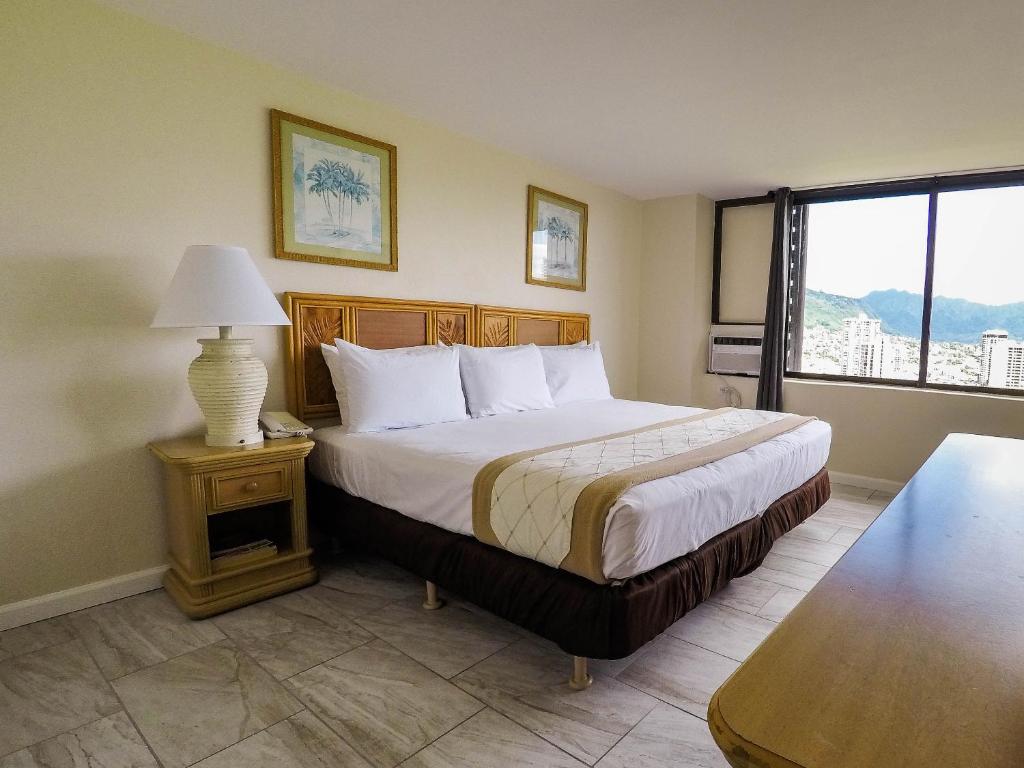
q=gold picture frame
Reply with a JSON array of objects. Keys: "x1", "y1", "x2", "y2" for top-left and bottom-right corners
[
  {"x1": 271, "y1": 109, "x2": 398, "y2": 271},
  {"x1": 526, "y1": 185, "x2": 587, "y2": 291}
]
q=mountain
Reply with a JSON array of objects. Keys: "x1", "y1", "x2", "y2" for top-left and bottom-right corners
[
  {"x1": 804, "y1": 289, "x2": 1024, "y2": 343},
  {"x1": 802, "y1": 291, "x2": 872, "y2": 332},
  {"x1": 859, "y1": 291, "x2": 924, "y2": 338}
]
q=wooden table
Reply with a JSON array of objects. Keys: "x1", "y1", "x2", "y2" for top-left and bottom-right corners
[{"x1": 709, "y1": 433, "x2": 1024, "y2": 768}]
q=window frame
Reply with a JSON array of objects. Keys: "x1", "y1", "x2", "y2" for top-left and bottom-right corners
[
  {"x1": 711, "y1": 193, "x2": 775, "y2": 327},
  {"x1": 783, "y1": 168, "x2": 1024, "y2": 397}
]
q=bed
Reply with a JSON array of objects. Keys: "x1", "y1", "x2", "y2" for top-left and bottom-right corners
[{"x1": 285, "y1": 292, "x2": 831, "y2": 686}]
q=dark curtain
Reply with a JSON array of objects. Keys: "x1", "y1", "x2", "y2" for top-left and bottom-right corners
[{"x1": 756, "y1": 187, "x2": 793, "y2": 411}]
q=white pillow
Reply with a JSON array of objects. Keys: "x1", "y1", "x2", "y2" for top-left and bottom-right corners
[
  {"x1": 539, "y1": 342, "x2": 613, "y2": 406},
  {"x1": 321, "y1": 342, "x2": 351, "y2": 424},
  {"x1": 457, "y1": 344, "x2": 554, "y2": 417},
  {"x1": 322, "y1": 340, "x2": 436, "y2": 427},
  {"x1": 322, "y1": 340, "x2": 468, "y2": 432}
]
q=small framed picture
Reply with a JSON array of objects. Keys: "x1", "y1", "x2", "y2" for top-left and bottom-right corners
[
  {"x1": 271, "y1": 109, "x2": 397, "y2": 271},
  {"x1": 526, "y1": 185, "x2": 587, "y2": 291}
]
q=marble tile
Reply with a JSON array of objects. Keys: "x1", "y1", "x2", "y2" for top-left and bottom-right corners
[
  {"x1": 213, "y1": 586, "x2": 374, "y2": 679},
  {"x1": 813, "y1": 498, "x2": 884, "y2": 531},
  {"x1": 298, "y1": 577, "x2": 398, "y2": 620},
  {"x1": 0, "y1": 712, "x2": 157, "y2": 768},
  {"x1": 354, "y1": 596, "x2": 520, "y2": 678},
  {"x1": 747, "y1": 562, "x2": 819, "y2": 591},
  {"x1": 113, "y1": 640, "x2": 302, "y2": 768},
  {"x1": 0, "y1": 618, "x2": 75, "y2": 660},
  {"x1": 587, "y1": 643, "x2": 657, "y2": 679},
  {"x1": 771, "y1": 535, "x2": 847, "y2": 568},
  {"x1": 452, "y1": 599, "x2": 531, "y2": 639},
  {"x1": 757, "y1": 587, "x2": 807, "y2": 622},
  {"x1": 192, "y1": 710, "x2": 371, "y2": 768},
  {"x1": 288, "y1": 639, "x2": 482, "y2": 768},
  {"x1": 453, "y1": 639, "x2": 657, "y2": 765},
  {"x1": 843, "y1": 494, "x2": 888, "y2": 512},
  {"x1": 789, "y1": 518, "x2": 841, "y2": 542},
  {"x1": 869, "y1": 489, "x2": 897, "y2": 505},
  {"x1": 617, "y1": 636, "x2": 739, "y2": 720},
  {"x1": 829, "y1": 526, "x2": 863, "y2": 548},
  {"x1": 761, "y1": 552, "x2": 830, "y2": 583},
  {"x1": 595, "y1": 703, "x2": 728, "y2": 768},
  {"x1": 829, "y1": 493, "x2": 886, "y2": 510},
  {"x1": 707, "y1": 574, "x2": 779, "y2": 614},
  {"x1": 69, "y1": 590, "x2": 224, "y2": 679},
  {"x1": 319, "y1": 557, "x2": 422, "y2": 603},
  {"x1": 0, "y1": 641, "x2": 120, "y2": 756},
  {"x1": 401, "y1": 708, "x2": 585, "y2": 768},
  {"x1": 828, "y1": 482, "x2": 874, "y2": 500},
  {"x1": 665, "y1": 602, "x2": 776, "y2": 662}
]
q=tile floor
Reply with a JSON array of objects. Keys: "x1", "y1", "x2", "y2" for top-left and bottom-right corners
[{"x1": 0, "y1": 483, "x2": 891, "y2": 768}]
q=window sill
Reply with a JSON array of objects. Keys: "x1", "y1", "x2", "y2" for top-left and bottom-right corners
[{"x1": 784, "y1": 373, "x2": 1024, "y2": 401}]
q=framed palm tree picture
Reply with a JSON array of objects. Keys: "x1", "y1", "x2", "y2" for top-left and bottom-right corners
[
  {"x1": 526, "y1": 185, "x2": 587, "y2": 291},
  {"x1": 271, "y1": 109, "x2": 397, "y2": 271}
]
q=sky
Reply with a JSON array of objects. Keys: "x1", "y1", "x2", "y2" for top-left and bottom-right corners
[{"x1": 804, "y1": 186, "x2": 1024, "y2": 306}]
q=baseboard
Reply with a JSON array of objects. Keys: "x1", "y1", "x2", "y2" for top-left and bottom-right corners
[
  {"x1": 0, "y1": 566, "x2": 167, "y2": 632},
  {"x1": 828, "y1": 470, "x2": 904, "y2": 495}
]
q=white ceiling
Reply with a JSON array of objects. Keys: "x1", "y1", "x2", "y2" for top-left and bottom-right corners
[{"x1": 102, "y1": 0, "x2": 1024, "y2": 200}]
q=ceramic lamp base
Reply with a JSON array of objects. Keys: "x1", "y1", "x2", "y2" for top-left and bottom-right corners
[{"x1": 187, "y1": 337, "x2": 268, "y2": 447}]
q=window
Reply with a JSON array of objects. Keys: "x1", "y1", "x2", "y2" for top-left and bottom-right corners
[
  {"x1": 928, "y1": 187, "x2": 1024, "y2": 388},
  {"x1": 786, "y1": 171, "x2": 1024, "y2": 395}
]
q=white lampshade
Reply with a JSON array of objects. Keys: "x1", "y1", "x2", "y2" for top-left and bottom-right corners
[{"x1": 151, "y1": 245, "x2": 290, "y2": 329}]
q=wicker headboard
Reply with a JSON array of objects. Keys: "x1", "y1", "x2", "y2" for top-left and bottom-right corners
[{"x1": 283, "y1": 292, "x2": 590, "y2": 420}]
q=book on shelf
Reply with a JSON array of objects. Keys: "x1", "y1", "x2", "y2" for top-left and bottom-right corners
[{"x1": 211, "y1": 539, "x2": 277, "y2": 573}]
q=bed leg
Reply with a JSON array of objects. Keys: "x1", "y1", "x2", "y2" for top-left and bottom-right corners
[
  {"x1": 568, "y1": 656, "x2": 593, "y2": 690},
  {"x1": 422, "y1": 580, "x2": 445, "y2": 610}
]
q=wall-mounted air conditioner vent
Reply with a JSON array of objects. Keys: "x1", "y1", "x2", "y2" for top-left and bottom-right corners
[{"x1": 708, "y1": 324, "x2": 763, "y2": 377}]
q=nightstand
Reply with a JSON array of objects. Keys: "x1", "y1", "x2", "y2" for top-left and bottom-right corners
[{"x1": 148, "y1": 435, "x2": 317, "y2": 618}]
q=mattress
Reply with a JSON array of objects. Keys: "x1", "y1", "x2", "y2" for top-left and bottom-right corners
[{"x1": 309, "y1": 399, "x2": 832, "y2": 580}]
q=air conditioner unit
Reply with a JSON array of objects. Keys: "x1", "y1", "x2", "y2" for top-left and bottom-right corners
[{"x1": 708, "y1": 324, "x2": 763, "y2": 376}]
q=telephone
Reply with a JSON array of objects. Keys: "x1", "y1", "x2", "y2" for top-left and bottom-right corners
[{"x1": 259, "y1": 411, "x2": 313, "y2": 439}]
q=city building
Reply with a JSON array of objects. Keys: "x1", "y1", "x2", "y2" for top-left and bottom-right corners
[
  {"x1": 843, "y1": 314, "x2": 904, "y2": 378},
  {"x1": 979, "y1": 330, "x2": 1009, "y2": 386},
  {"x1": 1006, "y1": 344, "x2": 1024, "y2": 389},
  {"x1": 978, "y1": 331, "x2": 1011, "y2": 391},
  {"x1": 978, "y1": 330, "x2": 1024, "y2": 388}
]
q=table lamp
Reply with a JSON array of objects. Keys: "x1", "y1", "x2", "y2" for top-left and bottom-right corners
[{"x1": 152, "y1": 245, "x2": 290, "y2": 447}]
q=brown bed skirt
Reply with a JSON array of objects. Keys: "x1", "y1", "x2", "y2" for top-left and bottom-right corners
[{"x1": 309, "y1": 468, "x2": 830, "y2": 659}]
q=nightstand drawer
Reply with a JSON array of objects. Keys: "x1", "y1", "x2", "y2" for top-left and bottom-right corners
[{"x1": 208, "y1": 463, "x2": 291, "y2": 511}]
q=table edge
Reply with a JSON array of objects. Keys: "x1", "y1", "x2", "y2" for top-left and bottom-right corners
[{"x1": 708, "y1": 689, "x2": 805, "y2": 768}]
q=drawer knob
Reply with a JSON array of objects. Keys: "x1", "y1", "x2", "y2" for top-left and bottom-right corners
[{"x1": 244, "y1": 481, "x2": 259, "y2": 492}]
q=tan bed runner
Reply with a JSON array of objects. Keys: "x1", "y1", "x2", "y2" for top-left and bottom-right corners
[{"x1": 472, "y1": 407, "x2": 815, "y2": 584}]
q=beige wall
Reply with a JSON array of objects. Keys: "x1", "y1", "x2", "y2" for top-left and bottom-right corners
[
  {"x1": 637, "y1": 194, "x2": 721, "y2": 408},
  {"x1": 0, "y1": 0, "x2": 643, "y2": 606},
  {"x1": 637, "y1": 196, "x2": 699, "y2": 405},
  {"x1": 638, "y1": 195, "x2": 1024, "y2": 484}
]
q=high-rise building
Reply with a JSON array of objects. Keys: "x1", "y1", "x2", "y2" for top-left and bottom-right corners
[
  {"x1": 978, "y1": 330, "x2": 1024, "y2": 389},
  {"x1": 1006, "y1": 344, "x2": 1024, "y2": 389},
  {"x1": 843, "y1": 314, "x2": 904, "y2": 378},
  {"x1": 843, "y1": 315, "x2": 881, "y2": 377},
  {"x1": 979, "y1": 330, "x2": 1010, "y2": 387},
  {"x1": 882, "y1": 336, "x2": 906, "y2": 377}
]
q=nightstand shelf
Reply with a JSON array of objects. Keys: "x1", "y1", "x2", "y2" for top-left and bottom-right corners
[{"x1": 148, "y1": 435, "x2": 317, "y2": 618}]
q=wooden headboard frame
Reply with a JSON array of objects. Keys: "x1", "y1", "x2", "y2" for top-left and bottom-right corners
[{"x1": 284, "y1": 292, "x2": 590, "y2": 420}]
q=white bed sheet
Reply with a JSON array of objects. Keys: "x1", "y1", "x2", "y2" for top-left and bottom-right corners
[{"x1": 309, "y1": 399, "x2": 831, "y2": 580}]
